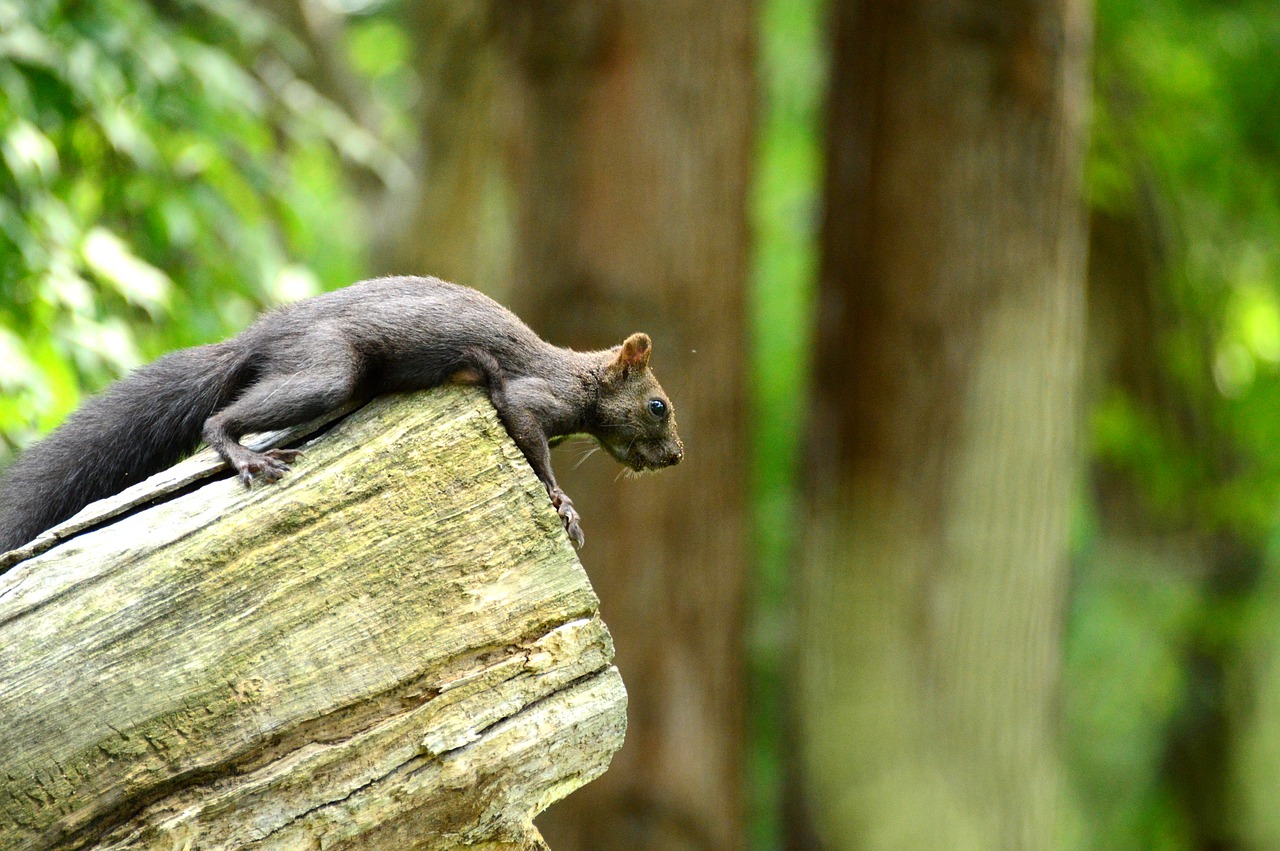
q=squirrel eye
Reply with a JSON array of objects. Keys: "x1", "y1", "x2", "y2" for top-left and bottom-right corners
[{"x1": 647, "y1": 398, "x2": 667, "y2": 418}]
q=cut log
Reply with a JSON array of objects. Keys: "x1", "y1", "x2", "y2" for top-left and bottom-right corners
[{"x1": 0, "y1": 387, "x2": 626, "y2": 850}]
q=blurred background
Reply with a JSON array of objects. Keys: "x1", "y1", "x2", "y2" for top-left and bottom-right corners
[{"x1": 2, "y1": 0, "x2": 1280, "y2": 848}]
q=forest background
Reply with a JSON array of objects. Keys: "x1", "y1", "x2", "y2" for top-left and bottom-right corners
[{"x1": 2, "y1": 0, "x2": 1279, "y2": 849}]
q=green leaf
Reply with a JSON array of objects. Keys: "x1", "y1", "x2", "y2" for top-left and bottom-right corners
[
  {"x1": 3, "y1": 120, "x2": 58, "y2": 183},
  {"x1": 81, "y1": 226, "x2": 172, "y2": 317}
]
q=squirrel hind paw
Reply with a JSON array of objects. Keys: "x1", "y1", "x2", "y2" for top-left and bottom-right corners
[{"x1": 234, "y1": 447, "x2": 302, "y2": 486}]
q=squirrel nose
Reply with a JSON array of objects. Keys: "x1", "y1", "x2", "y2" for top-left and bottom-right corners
[{"x1": 667, "y1": 447, "x2": 684, "y2": 467}]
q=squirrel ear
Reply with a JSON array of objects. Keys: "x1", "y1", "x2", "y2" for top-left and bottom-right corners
[{"x1": 614, "y1": 332, "x2": 652, "y2": 373}]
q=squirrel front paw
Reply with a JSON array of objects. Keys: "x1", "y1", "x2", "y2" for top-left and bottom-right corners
[{"x1": 550, "y1": 489, "x2": 585, "y2": 548}]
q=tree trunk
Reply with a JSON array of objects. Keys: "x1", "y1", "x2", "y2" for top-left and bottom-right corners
[
  {"x1": 796, "y1": 2, "x2": 1091, "y2": 848},
  {"x1": 0, "y1": 389, "x2": 625, "y2": 850},
  {"x1": 494, "y1": 4, "x2": 755, "y2": 849},
  {"x1": 380, "y1": 1, "x2": 512, "y2": 296}
]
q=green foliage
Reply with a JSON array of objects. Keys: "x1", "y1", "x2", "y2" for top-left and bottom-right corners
[
  {"x1": 749, "y1": 0, "x2": 823, "y2": 846},
  {"x1": 752, "y1": 0, "x2": 823, "y2": 567},
  {"x1": 1070, "y1": 2, "x2": 1280, "y2": 848},
  {"x1": 0, "y1": 0, "x2": 372, "y2": 456},
  {"x1": 1088, "y1": 0, "x2": 1280, "y2": 539},
  {"x1": 1064, "y1": 537, "x2": 1203, "y2": 849}
]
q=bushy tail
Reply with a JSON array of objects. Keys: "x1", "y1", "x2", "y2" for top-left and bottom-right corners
[{"x1": 0, "y1": 342, "x2": 246, "y2": 554}]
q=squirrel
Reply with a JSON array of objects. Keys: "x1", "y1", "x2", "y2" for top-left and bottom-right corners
[{"x1": 0, "y1": 276, "x2": 684, "y2": 555}]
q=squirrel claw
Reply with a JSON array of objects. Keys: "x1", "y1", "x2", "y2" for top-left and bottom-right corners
[
  {"x1": 550, "y1": 489, "x2": 585, "y2": 548},
  {"x1": 565, "y1": 516, "x2": 585, "y2": 548}
]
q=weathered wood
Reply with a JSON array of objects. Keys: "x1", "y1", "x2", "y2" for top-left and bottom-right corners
[{"x1": 0, "y1": 387, "x2": 626, "y2": 850}]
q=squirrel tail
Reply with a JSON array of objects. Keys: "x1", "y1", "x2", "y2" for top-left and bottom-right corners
[{"x1": 0, "y1": 342, "x2": 246, "y2": 555}]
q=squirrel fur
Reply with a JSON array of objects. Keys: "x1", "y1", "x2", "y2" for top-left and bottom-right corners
[{"x1": 0, "y1": 276, "x2": 684, "y2": 555}]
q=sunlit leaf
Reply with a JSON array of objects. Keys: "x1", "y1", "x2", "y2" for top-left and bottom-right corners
[
  {"x1": 98, "y1": 103, "x2": 159, "y2": 167},
  {"x1": 269, "y1": 263, "x2": 321, "y2": 304},
  {"x1": 3, "y1": 120, "x2": 58, "y2": 182},
  {"x1": 0, "y1": 326, "x2": 37, "y2": 391},
  {"x1": 81, "y1": 226, "x2": 172, "y2": 316},
  {"x1": 0, "y1": 19, "x2": 57, "y2": 68},
  {"x1": 186, "y1": 45, "x2": 265, "y2": 115},
  {"x1": 66, "y1": 314, "x2": 141, "y2": 375}
]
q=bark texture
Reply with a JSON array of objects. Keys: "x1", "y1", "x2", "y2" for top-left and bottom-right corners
[
  {"x1": 495, "y1": 3, "x2": 754, "y2": 848},
  {"x1": 0, "y1": 388, "x2": 625, "y2": 851},
  {"x1": 797, "y1": 1, "x2": 1092, "y2": 848}
]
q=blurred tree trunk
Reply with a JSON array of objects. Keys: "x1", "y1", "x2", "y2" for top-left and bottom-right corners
[
  {"x1": 796, "y1": 2, "x2": 1091, "y2": 849},
  {"x1": 494, "y1": 4, "x2": 754, "y2": 849},
  {"x1": 379, "y1": 1, "x2": 512, "y2": 293}
]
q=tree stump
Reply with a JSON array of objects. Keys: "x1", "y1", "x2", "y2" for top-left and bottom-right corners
[{"x1": 0, "y1": 387, "x2": 626, "y2": 850}]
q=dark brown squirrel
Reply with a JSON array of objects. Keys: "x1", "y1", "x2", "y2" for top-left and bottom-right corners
[{"x1": 0, "y1": 276, "x2": 684, "y2": 555}]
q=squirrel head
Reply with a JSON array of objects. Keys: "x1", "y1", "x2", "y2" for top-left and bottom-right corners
[{"x1": 592, "y1": 333, "x2": 684, "y2": 472}]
